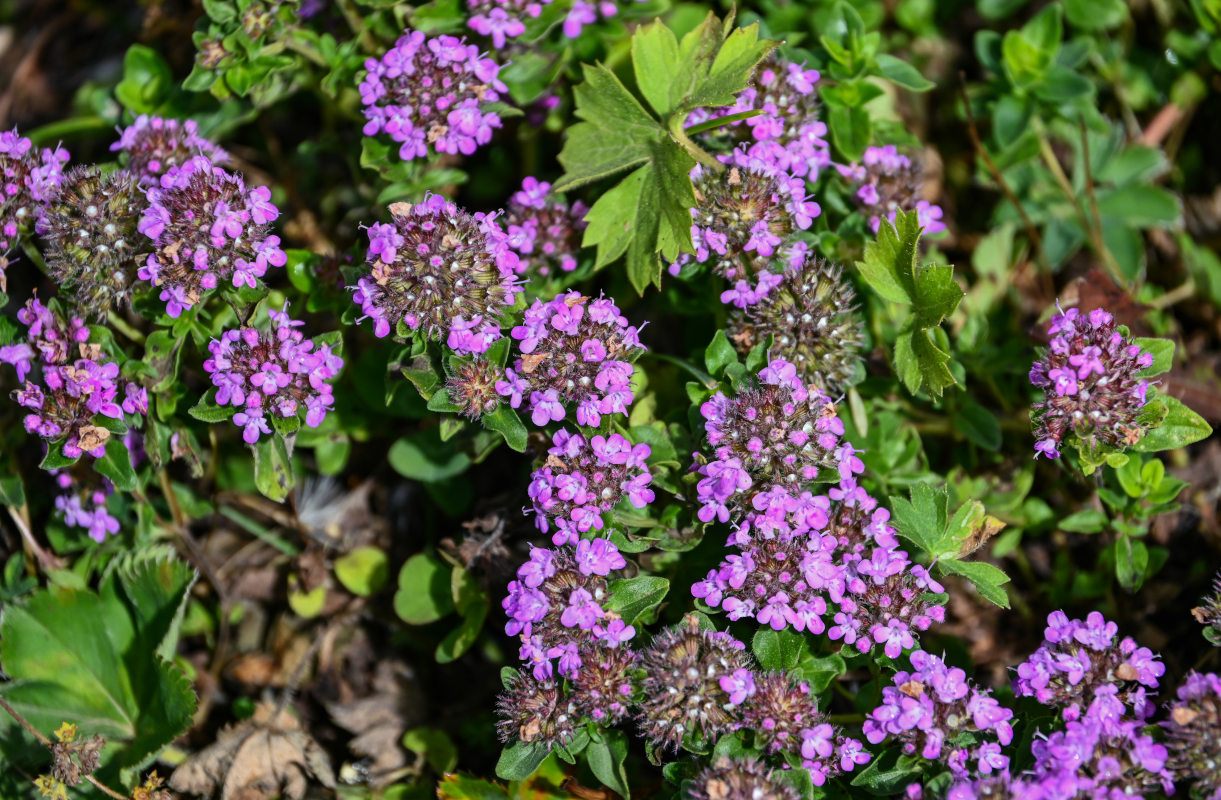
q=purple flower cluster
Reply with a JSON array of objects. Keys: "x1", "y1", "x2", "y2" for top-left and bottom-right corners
[
  {"x1": 725, "y1": 250, "x2": 864, "y2": 393},
  {"x1": 865, "y1": 651, "x2": 1014, "y2": 778},
  {"x1": 686, "y1": 56, "x2": 831, "y2": 181},
  {"x1": 836, "y1": 146, "x2": 945, "y2": 236},
  {"x1": 501, "y1": 540, "x2": 635, "y2": 680},
  {"x1": 445, "y1": 356, "x2": 504, "y2": 419},
  {"x1": 137, "y1": 155, "x2": 286, "y2": 318},
  {"x1": 0, "y1": 127, "x2": 69, "y2": 256},
  {"x1": 109, "y1": 115, "x2": 228, "y2": 186},
  {"x1": 559, "y1": 0, "x2": 645, "y2": 38},
  {"x1": 741, "y1": 671, "x2": 871, "y2": 785},
  {"x1": 359, "y1": 30, "x2": 505, "y2": 162},
  {"x1": 54, "y1": 472, "x2": 120, "y2": 543},
  {"x1": 695, "y1": 358, "x2": 843, "y2": 523},
  {"x1": 1014, "y1": 610, "x2": 1164, "y2": 715},
  {"x1": 527, "y1": 428, "x2": 654, "y2": 545},
  {"x1": 354, "y1": 196, "x2": 520, "y2": 350},
  {"x1": 693, "y1": 475, "x2": 946, "y2": 657},
  {"x1": 1164, "y1": 671, "x2": 1221, "y2": 798},
  {"x1": 496, "y1": 291, "x2": 644, "y2": 426},
  {"x1": 1029, "y1": 307, "x2": 1154, "y2": 460},
  {"x1": 202, "y1": 304, "x2": 343, "y2": 443},
  {"x1": 687, "y1": 758, "x2": 799, "y2": 800},
  {"x1": 0, "y1": 298, "x2": 139, "y2": 459},
  {"x1": 671, "y1": 154, "x2": 819, "y2": 281},
  {"x1": 466, "y1": 0, "x2": 549, "y2": 48},
  {"x1": 501, "y1": 177, "x2": 588, "y2": 278}
]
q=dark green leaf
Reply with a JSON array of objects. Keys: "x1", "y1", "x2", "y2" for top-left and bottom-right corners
[
  {"x1": 586, "y1": 729, "x2": 631, "y2": 798},
  {"x1": 496, "y1": 740, "x2": 549, "y2": 781},
  {"x1": 1115, "y1": 535, "x2": 1148, "y2": 592},
  {"x1": 484, "y1": 407, "x2": 528, "y2": 452},
  {"x1": 704, "y1": 330, "x2": 738, "y2": 377},
  {"x1": 751, "y1": 628, "x2": 806, "y2": 672},
  {"x1": 394, "y1": 553, "x2": 455, "y2": 624},
  {"x1": 604, "y1": 576, "x2": 669, "y2": 626},
  {"x1": 253, "y1": 434, "x2": 293, "y2": 503},
  {"x1": 96, "y1": 437, "x2": 137, "y2": 492}
]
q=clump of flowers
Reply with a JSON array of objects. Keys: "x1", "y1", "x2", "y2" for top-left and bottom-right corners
[
  {"x1": 496, "y1": 670, "x2": 578, "y2": 750},
  {"x1": 202, "y1": 303, "x2": 343, "y2": 443},
  {"x1": 686, "y1": 55, "x2": 830, "y2": 181},
  {"x1": 528, "y1": 428, "x2": 653, "y2": 545},
  {"x1": 686, "y1": 757, "x2": 800, "y2": 800},
  {"x1": 496, "y1": 291, "x2": 644, "y2": 427},
  {"x1": 1164, "y1": 670, "x2": 1221, "y2": 797},
  {"x1": 110, "y1": 115, "x2": 228, "y2": 186},
  {"x1": 37, "y1": 166, "x2": 145, "y2": 318},
  {"x1": 569, "y1": 643, "x2": 637, "y2": 726},
  {"x1": 837, "y1": 145, "x2": 945, "y2": 235},
  {"x1": 739, "y1": 671, "x2": 870, "y2": 785},
  {"x1": 693, "y1": 478, "x2": 946, "y2": 659},
  {"x1": 1029, "y1": 306, "x2": 1155, "y2": 460},
  {"x1": 466, "y1": 0, "x2": 550, "y2": 48},
  {"x1": 1, "y1": 127, "x2": 69, "y2": 257},
  {"x1": 501, "y1": 177, "x2": 588, "y2": 278},
  {"x1": 726, "y1": 251, "x2": 864, "y2": 393},
  {"x1": 864, "y1": 650, "x2": 1014, "y2": 778},
  {"x1": 1013, "y1": 610, "x2": 1164, "y2": 715},
  {"x1": 445, "y1": 356, "x2": 505, "y2": 419},
  {"x1": 671, "y1": 156, "x2": 818, "y2": 281},
  {"x1": 635, "y1": 616, "x2": 753, "y2": 752},
  {"x1": 353, "y1": 196, "x2": 520, "y2": 351},
  {"x1": 1191, "y1": 571, "x2": 1221, "y2": 647},
  {"x1": 501, "y1": 540, "x2": 634, "y2": 680},
  {"x1": 0, "y1": 298, "x2": 133, "y2": 460},
  {"x1": 695, "y1": 358, "x2": 843, "y2": 524},
  {"x1": 53, "y1": 472, "x2": 120, "y2": 542},
  {"x1": 359, "y1": 30, "x2": 505, "y2": 162},
  {"x1": 138, "y1": 155, "x2": 286, "y2": 318}
]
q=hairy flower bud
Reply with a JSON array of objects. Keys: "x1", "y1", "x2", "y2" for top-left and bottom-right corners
[
  {"x1": 726, "y1": 253, "x2": 864, "y2": 392},
  {"x1": 138, "y1": 156, "x2": 286, "y2": 317},
  {"x1": 353, "y1": 195, "x2": 520, "y2": 350},
  {"x1": 636, "y1": 617, "x2": 752, "y2": 753},
  {"x1": 496, "y1": 670, "x2": 578, "y2": 749},
  {"x1": 569, "y1": 643, "x2": 637, "y2": 726},
  {"x1": 39, "y1": 166, "x2": 145, "y2": 318},
  {"x1": 1193, "y1": 572, "x2": 1221, "y2": 647},
  {"x1": 1029, "y1": 306, "x2": 1153, "y2": 460},
  {"x1": 686, "y1": 757, "x2": 800, "y2": 800},
  {"x1": 110, "y1": 115, "x2": 228, "y2": 186},
  {"x1": 360, "y1": 30, "x2": 505, "y2": 162},
  {"x1": 446, "y1": 356, "x2": 504, "y2": 419}
]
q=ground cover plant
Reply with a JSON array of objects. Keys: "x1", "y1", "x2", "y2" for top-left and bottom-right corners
[{"x1": 0, "y1": 0, "x2": 1220, "y2": 798}]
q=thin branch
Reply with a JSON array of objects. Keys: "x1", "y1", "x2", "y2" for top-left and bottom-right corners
[
  {"x1": 1079, "y1": 118, "x2": 1105, "y2": 251},
  {"x1": 958, "y1": 74, "x2": 1053, "y2": 291},
  {"x1": 7, "y1": 506, "x2": 64, "y2": 571},
  {"x1": 0, "y1": 696, "x2": 129, "y2": 800}
]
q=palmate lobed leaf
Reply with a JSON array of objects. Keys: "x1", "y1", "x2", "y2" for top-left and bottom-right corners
[
  {"x1": 0, "y1": 552, "x2": 198, "y2": 780},
  {"x1": 555, "y1": 12, "x2": 775, "y2": 294}
]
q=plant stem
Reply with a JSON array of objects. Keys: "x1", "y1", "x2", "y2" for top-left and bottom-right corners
[
  {"x1": 648, "y1": 352, "x2": 716, "y2": 388},
  {"x1": 668, "y1": 116, "x2": 725, "y2": 171},
  {"x1": 158, "y1": 470, "x2": 187, "y2": 531},
  {"x1": 7, "y1": 506, "x2": 63, "y2": 571},
  {"x1": 107, "y1": 311, "x2": 145, "y2": 345}
]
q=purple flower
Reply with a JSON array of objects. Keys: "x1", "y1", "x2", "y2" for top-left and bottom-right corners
[
  {"x1": 719, "y1": 668, "x2": 757, "y2": 705},
  {"x1": 0, "y1": 126, "x2": 69, "y2": 256},
  {"x1": 500, "y1": 177, "x2": 587, "y2": 277},
  {"x1": 574, "y1": 537, "x2": 626, "y2": 576}
]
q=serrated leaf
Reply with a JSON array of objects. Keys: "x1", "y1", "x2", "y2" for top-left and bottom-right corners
[{"x1": 888, "y1": 483, "x2": 950, "y2": 557}]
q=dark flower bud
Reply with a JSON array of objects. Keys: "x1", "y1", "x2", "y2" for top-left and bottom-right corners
[
  {"x1": 495, "y1": 670, "x2": 577, "y2": 750},
  {"x1": 685, "y1": 757, "x2": 799, "y2": 800}
]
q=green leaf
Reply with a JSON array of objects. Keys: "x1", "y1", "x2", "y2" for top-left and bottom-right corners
[
  {"x1": 604, "y1": 576, "x2": 669, "y2": 627},
  {"x1": 1064, "y1": 0, "x2": 1128, "y2": 30},
  {"x1": 586, "y1": 729, "x2": 631, "y2": 798},
  {"x1": 895, "y1": 324, "x2": 958, "y2": 398},
  {"x1": 873, "y1": 54, "x2": 934, "y2": 91},
  {"x1": 957, "y1": 398, "x2": 1002, "y2": 450},
  {"x1": 484, "y1": 406, "x2": 528, "y2": 452},
  {"x1": 796, "y1": 652, "x2": 847, "y2": 693},
  {"x1": 0, "y1": 568, "x2": 197, "y2": 778},
  {"x1": 704, "y1": 330, "x2": 738, "y2": 378},
  {"x1": 855, "y1": 210, "x2": 919, "y2": 304},
  {"x1": 1134, "y1": 338, "x2": 1174, "y2": 378},
  {"x1": 1059, "y1": 509, "x2": 1108, "y2": 533},
  {"x1": 631, "y1": 21, "x2": 684, "y2": 118},
  {"x1": 253, "y1": 433, "x2": 293, "y2": 503},
  {"x1": 496, "y1": 741, "x2": 549, "y2": 781},
  {"x1": 94, "y1": 438, "x2": 136, "y2": 492},
  {"x1": 188, "y1": 389, "x2": 236, "y2": 423},
  {"x1": 115, "y1": 45, "x2": 173, "y2": 113},
  {"x1": 888, "y1": 483, "x2": 951, "y2": 557},
  {"x1": 1115, "y1": 535, "x2": 1149, "y2": 592},
  {"x1": 437, "y1": 772, "x2": 509, "y2": 800},
  {"x1": 1133, "y1": 395, "x2": 1212, "y2": 452},
  {"x1": 437, "y1": 566, "x2": 488, "y2": 662},
  {"x1": 388, "y1": 430, "x2": 472, "y2": 482},
  {"x1": 828, "y1": 104, "x2": 872, "y2": 163},
  {"x1": 405, "y1": 728, "x2": 460, "y2": 774},
  {"x1": 0, "y1": 474, "x2": 24, "y2": 508},
  {"x1": 394, "y1": 553, "x2": 456, "y2": 625},
  {"x1": 334, "y1": 546, "x2": 390, "y2": 597},
  {"x1": 1097, "y1": 185, "x2": 1183, "y2": 228},
  {"x1": 851, "y1": 748, "x2": 923, "y2": 793},
  {"x1": 937, "y1": 560, "x2": 1011, "y2": 608},
  {"x1": 751, "y1": 628, "x2": 806, "y2": 672}
]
